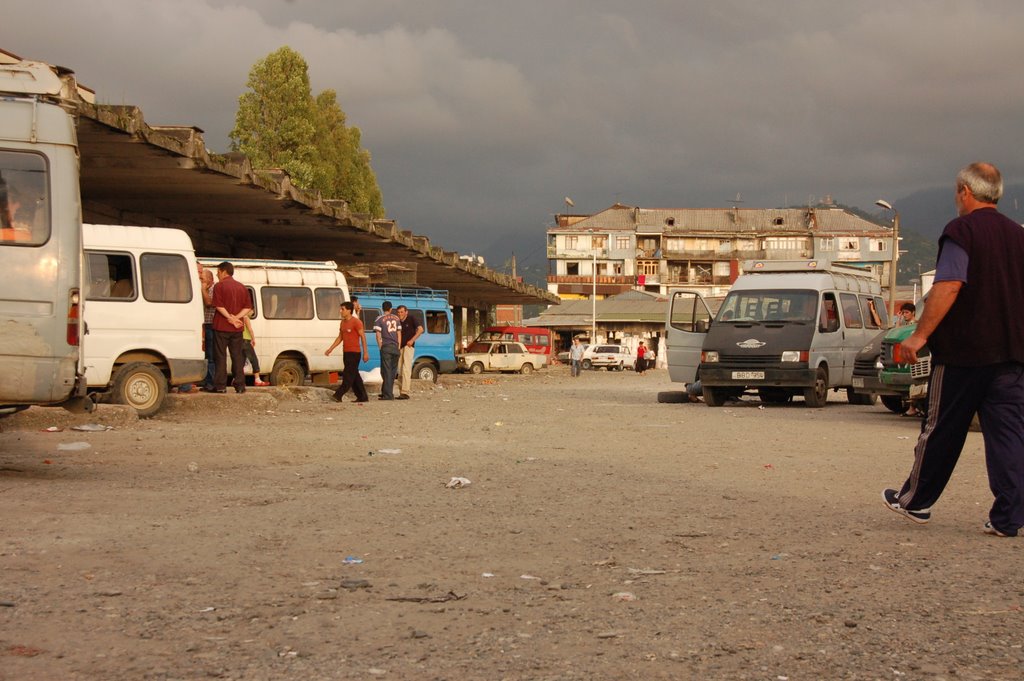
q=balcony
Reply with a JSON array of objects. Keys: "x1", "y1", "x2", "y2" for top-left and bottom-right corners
[
  {"x1": 663, "y1": 274, "x2": 733, "y2": 286},
  {"x1": 548, "y1": 247, "x2": 609, "y2": 259},
  {"x1": 663, "y1": 249, "x2": 766, "y2": 260},
  {"x1": 548, "y1": 274, "x2": 636, "y2": 285}
]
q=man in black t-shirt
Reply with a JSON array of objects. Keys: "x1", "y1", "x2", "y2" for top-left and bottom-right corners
[{"x1": 396, "y1": 305, "x2": 425, "y2": 399}]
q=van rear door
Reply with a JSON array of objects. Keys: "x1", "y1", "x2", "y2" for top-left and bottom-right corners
[{"x1": 666, "y1": 290, "x2": 712, "y2": 384}]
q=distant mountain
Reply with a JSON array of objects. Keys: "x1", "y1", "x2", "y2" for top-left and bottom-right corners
[{"x1": 886, "y1": 183, "x2": 1024, "y2": 283}]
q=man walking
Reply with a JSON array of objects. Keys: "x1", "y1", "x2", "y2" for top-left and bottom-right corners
[
  {"x1": 326, "y1": 301, "x2": 369, "y2": 403},
  {"x1": 396, "y1": 305, "x2": 424, "y2": 399},
  {"x1": 374, "y1": 301, "x2": 402, "y2": 400},
  {"x1": 569, "y1": 337, "x2": 585, "y2": 377},
  {"x1": 882, "y1": 162, "x2": 1024, "y2": 537},
  {"x1": 211, "y1": 262, "x2": 252, "y2": 394}
]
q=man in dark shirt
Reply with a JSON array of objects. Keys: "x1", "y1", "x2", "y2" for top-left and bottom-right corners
[
  {"x1": 396, "y1": 305, "x2": 424, "y2": 399},
  {"x1": 883, "y1": 162, "x2": 1024, "y2": 537},
  {"x1": 210, "y1": 261, "x2": 252, "y2": 394}
]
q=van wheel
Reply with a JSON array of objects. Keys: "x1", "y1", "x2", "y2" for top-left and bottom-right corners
[
  {"x1": 111, "y1": 362, "x2": 167, "y2": 418},
  {"x1": 413, "y1": 361, "x2": 438, "y2": 382},
  {"x1": 270, "y1": 359, "x2": 305, "y2": 386},
  {"x1": 881, "y1": 395, "x2": 905, "y2": 413},
  {"x1": 804, "y1": 368, "x2": 829, "y2": 408},
  {"x1": 703, "y1": 386, "x2": 727, "y2": 407},
  {"x1": 581, "y1": 359, "x2": 592, "y2": 370},
  {"x1": 470, "y1": 362, "x2": 485, "y2": 375},
  {"x1": 519, "y1": 363, "x2": 534, "y2": 375}
]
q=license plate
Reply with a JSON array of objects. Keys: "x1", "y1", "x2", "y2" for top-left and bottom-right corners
[
  {"x1": 732, "y1": 371, "x2": 765, "y2": 380},
  {"x1": 852, "y1": 377, "x2": 864, "y2": 388},
  {"x1": 909, "y1": 383, "x2": 927, "y2": 399}
]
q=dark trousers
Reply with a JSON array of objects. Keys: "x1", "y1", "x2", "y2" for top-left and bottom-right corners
[
  {"x1": 334, "y1": 351, "x2": 368, "y2": 401},
  {"x1": 898, "y1": 362, "x2": 1024, "y2": 534},
  {"x1": 203, "y1": 324, "x2": 215, "y2": 388},
  {"x1": 213, "y1": 329, "x2": 246, "y2": 391},
  {"x1": 380, "y1": 344, "x2": 400, "y2": 398},
  {"x1": 241, "y1": 340, "x2": 260, "y2": 374}
]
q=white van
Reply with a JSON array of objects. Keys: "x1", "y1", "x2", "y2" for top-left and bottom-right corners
[
  {"x1": 83, "y1": 224, "x2": 206, "y2": 416},
  {"x1": 198, "y1": 259, "x2": 350, "y2": 386},
  {"x1": 666, "y1": 259, "x2": 888, "y2": 407}
]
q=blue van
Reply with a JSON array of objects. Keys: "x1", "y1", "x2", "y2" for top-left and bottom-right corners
[{"x1": 353, "y1": 286, "x2": 457, "y2": 381}]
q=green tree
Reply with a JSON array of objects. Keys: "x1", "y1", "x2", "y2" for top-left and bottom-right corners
[
  {"x1": 230, "y1": 46, "x2": 320, "y2": 189},
  {"x1": 232, "y1": 47, "x2": 384, "y2": 218}
]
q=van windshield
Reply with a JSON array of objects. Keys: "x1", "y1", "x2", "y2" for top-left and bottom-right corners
[{"x1": 717, "y1": 289, "x2": 817, "y2": 323}]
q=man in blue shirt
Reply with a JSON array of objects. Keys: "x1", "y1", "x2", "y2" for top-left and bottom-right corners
[{"x1": 373, "y1": 301, "x2": 402, "y2": 400}]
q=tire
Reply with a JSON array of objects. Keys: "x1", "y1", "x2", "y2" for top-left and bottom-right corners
[
  {"x1": 616, "y1": 362, "x2": 624, "y2": 371},
  {"x1": 703, "y1": 386, "x2": 727, "y2": 407},
  {"x1": 881, "y1": 395, "x2": 905, "y2": 414},
  {"x1": 581, "y1": 359, "x2": 593, "y2": 370},
  {"x1": 110, "y1": 362, "x2": 167, "y2": 418},
  {"x1": 803, "y1": 367, "x2": 829, "y2": 408},
  {"x1": 606, "y1": 366, "x2": 614, "y2": 371},
  {"x1": 413, "y1": 361, "x2": 438, "y2": 382},
  {"x1": 657, "y1": 391, "x2": 687, "y2": 404},
  {"x1": 270, "y1": 358, "x2": 305, "y2": 386},
  {"x1": 520, "y1": 363, "x2": 534, "y2": 375},
  {"x1": 758, "y1": 388, "x2": 792, "y2": 404},
  {"x1": 470, "y1": 362, "x2": 485, "y2": 375}
]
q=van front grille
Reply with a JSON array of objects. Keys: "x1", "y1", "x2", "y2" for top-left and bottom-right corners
[
  {"x1": 716, "y1": 353, "x2": 779, "y2": 367},
  {"x1": 853, "y1": 356, "x2": 880, "y2": 377}
]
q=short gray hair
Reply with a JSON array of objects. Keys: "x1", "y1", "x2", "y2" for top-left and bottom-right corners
[{"x1": 957, "y1": 162, "x2": 1003, "y2": 203}]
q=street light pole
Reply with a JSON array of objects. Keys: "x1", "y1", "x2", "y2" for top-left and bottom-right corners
[
  {"x1": 591, "y1": 243, "x2": 597, "y2": 344},
  {"x1": 876, "y1": 199, "x2": 900, "y2": 322}
]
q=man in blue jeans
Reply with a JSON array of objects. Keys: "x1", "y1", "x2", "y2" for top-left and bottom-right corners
[
  {"x1": 882, "y1": 162, "x2": 1024, "y2": 537},
  {"x1": 373, "y1": 301, "x2": 402, "y2": 400}
]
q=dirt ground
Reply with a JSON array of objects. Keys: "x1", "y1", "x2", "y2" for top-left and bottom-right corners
[{"x1": 1, "y1": 367, "x2": 1021, "y2": 680}]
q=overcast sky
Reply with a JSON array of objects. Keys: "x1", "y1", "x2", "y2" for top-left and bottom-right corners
[{"x1": 8, "y1": 1, "x2": 1024, "y2": 263}]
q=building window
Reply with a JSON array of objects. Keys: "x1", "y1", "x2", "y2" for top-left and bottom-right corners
[
  {"x1": 868, "y1": 239, "x2": 885, "y2": 252},
  {"x1": 566, "y1": 262, "x2": 580, "y2": 276},
  {"x1": 819, "y1": 237, "x2": 834, "y2": 251},
  {"x1": 592, "y1": 235, "x2": 607, "y2": 249},
  {"x1": 615, "y1": 236, "x2": 630, "y2": 250},
  {"x1": 765, "y1": 237, "x2": 808, "y2": 251},
  {"x1": 639, "y1": 261, "x2": 659, "y2": 275},
  {"x1": 565, "y1": 235, "x2": 578, "y2": 250},
  {"x1": 614, "y1": 263, "x2": 623, "y2": 275},
  {"x1": 839, "y1": 238, "x2": 859, "y2": 251}
]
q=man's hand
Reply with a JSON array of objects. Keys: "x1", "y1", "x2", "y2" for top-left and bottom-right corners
[
  {"x1": 362, "y1": 352, "x2": 369, "y2": 363},
  {"x1": 900, "y1": 334, "x2": 928, "y2": 364},
  {"x1": 325, "y1": 348, "x2": 333, "y2": 356}
]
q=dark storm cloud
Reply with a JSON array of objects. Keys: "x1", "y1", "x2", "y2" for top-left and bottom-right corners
[{"x1": 6, "y1": 1, "x2": 1024, "y2": 257}]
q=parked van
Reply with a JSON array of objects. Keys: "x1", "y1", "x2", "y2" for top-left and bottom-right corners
[
  {"x1": 353, "y1": 286, "x2": 456, "y2": 382},
  {"x1": 83, "y1": 224, "x2": 206, "y2": 416},
  {"x1": 0, "y1": 59, "x2": 89, "y2": 414},
  {"x1": 198, "y1": 259, "x2": 350, "y2": 386},
  {"x1": 477, "y1": 326, "x2": 554, "y2": 364},
  {"x1": 666, "y1": 260, "x2": 887, "y2": 407}
]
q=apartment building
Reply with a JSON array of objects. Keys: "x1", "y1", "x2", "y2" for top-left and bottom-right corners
[{"x1": 547, "y1": 202, "x2": 893, "y2": 299}]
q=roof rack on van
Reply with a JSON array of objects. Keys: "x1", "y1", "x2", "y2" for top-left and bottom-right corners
[
  {"x1": 196, "y1": 258, "x2": 339, "y2": 270},
  {"x1": 349, "y1": 285, "x2": 449, "y2": 300},
  {"x1": 742, "y1": 259, "x2": 874, "y2": 278}
]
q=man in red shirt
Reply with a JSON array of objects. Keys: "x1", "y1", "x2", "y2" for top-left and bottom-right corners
[
  {"x1": 210, "y1": 262, "x2": 252, "y2": 393},
  {"x1": 325, "y1": 301, "x2": 369, "y2": 403}
]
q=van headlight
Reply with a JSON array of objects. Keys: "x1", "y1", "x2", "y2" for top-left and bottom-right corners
[
  {"x1": 781, "y1": 351, "x2": 808, "y2": 362},
  {"x1": 702, "y1": 351, "x2": 719, "y2": 363}
]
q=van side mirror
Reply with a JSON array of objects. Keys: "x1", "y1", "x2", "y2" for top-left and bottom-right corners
[{"x1": 695, "y1": 319, "x2": 710, "y2": 333}]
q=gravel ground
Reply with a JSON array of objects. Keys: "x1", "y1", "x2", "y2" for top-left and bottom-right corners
[{"x1": 1, "y1": 367, "x2": 1022, "y2": 680}]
